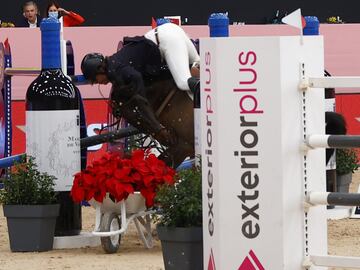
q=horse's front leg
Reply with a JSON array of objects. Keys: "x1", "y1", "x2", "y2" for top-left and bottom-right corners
[{"x1": 158, "y1": 141, "x2": 194, "y2": 168}]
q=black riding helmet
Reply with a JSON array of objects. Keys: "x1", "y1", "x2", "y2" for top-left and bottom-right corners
[{"x1": 81, "y1": 53, "x2": 105, "y2": 83}]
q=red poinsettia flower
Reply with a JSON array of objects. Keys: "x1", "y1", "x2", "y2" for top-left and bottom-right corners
[
  {"x1": 70, "y1": 149, "x2": 175, "y2": 208},
  {"x1": 140, "y1": 187, "x2": 157, "y2": 208}
]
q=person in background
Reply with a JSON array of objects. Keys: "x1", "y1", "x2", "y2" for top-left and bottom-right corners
[
  {"x1": 45, "y1": 1, "x2": 84, "y2": 27},
  {"x1": 17, "y1": 1, "x2": 41, "y2": 27}
]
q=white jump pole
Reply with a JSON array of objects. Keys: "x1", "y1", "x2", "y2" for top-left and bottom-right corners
[
  {"x1": 308, "y1": 191, "x2": 360, "y2": 206},
  {"x1": 305, "y1": 76, "x2": 360, "y2": 88},
  {"x1": 307, "y1": 134, "x2": 360, "y2": 148},
  {"x1": 199, "y1": 35, "x2": 327, "y2": 269}
]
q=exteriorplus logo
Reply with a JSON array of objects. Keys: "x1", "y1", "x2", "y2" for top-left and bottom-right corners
[
  {"x1": 238, "y1": 250, "x2": 264, "y2": 270},
  {"x1": 208, "y1": 249, "x2": 216, "y2": 270}
]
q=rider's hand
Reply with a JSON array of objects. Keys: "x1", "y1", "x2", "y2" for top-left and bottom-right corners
[
  {"x1": 155, "y1": 128, "x2": 177, "y2": 146},
  {"x1": 57, "y1": 8, "x2": 70, "y2": 15}
]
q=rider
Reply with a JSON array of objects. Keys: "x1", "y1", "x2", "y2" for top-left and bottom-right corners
[{"x1": 81, "y1": 22, "x2": 200, "y2": 146}]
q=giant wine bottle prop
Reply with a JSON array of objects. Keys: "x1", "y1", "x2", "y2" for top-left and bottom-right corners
[{"x1": 26, "y1": 18, "x2": 81, "y2": 236}]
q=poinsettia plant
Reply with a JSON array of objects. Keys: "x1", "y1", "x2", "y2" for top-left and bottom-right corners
[{"x1": 70, "y1": 149, "x2": 175, "y2": 208}]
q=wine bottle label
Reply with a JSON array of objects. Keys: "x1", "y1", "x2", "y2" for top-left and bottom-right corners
[{"x1": 26, "y1": 110, "x2": 81, "y2": 191}]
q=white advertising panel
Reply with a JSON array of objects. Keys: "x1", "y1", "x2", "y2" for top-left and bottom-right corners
[{"x1": 200, "y1": 36, "x2": 327, "y2": 269}]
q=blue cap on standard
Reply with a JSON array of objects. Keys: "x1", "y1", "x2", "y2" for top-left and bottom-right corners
[
  {"x1": 156, "y1": 18, "x2": 171, "y2": 26},
  {"x1": 208, "y1": 13, "x2": 229, "y2": 37},
  {"x1": 303, "y1": 16, "x2": 319, "y2": 35},
  {"x1": 40, "y1": 17, "x2": 61, "y2": 69}
]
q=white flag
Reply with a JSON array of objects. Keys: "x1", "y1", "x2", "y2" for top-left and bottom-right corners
[{"x1": 281, "y1": 8, "x2": 306, "y2": 29}]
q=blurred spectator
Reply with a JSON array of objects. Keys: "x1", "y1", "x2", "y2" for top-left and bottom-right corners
[
  {"x1": 17, "y1": 1, "x2": 41, "y2": 27},
  {"x1": 0, "y1": 20, "x2": 15, "y2": 27},
  {"x1": 45, "y1": 1, "x2": 84, "y2": 27}
]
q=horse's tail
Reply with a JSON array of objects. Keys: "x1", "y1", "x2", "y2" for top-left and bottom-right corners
[
  {"x1": 325, "y1": 111, "x2": 347, "y2": 164},
  {"x1": 325, "y1": 111, "x2": 347, "y2": 135}
]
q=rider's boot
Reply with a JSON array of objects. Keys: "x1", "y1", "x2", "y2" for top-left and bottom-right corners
[
  {"x1": 187, "y1": 77, "x2": 200, "y2": 95},
  {"x1": 188, "y1": 77, "x2": 200, "y2": 107}
]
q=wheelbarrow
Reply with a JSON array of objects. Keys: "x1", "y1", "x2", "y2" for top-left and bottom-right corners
[{"x1": 88, "y1": 192, "x2": 155, "y2": 253}]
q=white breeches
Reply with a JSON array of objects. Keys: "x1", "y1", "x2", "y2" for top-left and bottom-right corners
[{"x1": 145, "y1": 23, "x2": 200, "y2": 91}]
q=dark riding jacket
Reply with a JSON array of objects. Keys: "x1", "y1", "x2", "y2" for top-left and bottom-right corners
[
  {"x1": 106, "y1": 36, "x2": 165, "y2": 136},
  {"x1": 106, "y1": 36, "x2": 163, "y2": 97}
]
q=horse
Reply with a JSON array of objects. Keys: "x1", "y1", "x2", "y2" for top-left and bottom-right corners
[{"x1": 108, "y1": 68, "x2": 196, "y2": 169}]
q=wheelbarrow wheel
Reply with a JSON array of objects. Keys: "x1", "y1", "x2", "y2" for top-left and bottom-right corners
[{"x1": 100, "y1": 212, "x2": 121, "y2": 253}]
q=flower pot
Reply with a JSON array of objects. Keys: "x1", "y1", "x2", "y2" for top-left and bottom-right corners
[
  {"x1": 3, "y1": 204, "x2": 60, "y2": 252},
  {"x1": 157, "y1": 226, "x2": 203, "y2": 270},
  {"x1": 336, "y1": 172, "x2": 352, "y2": 193}
]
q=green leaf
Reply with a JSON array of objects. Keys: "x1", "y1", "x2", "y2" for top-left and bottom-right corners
[
  {"x1": 336, "y1": 149, "x2": 359, "y2": 175},
  {"x1": 154, "y1": 165, "x2": 202, "y2": 227},
  {"x1": 0, "y1": 156, "x2": 57, "y2": 205}
]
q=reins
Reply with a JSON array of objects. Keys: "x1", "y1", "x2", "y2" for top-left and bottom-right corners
[{"x1": 155, "y1": 87, "x2": 177, "y2": 117}]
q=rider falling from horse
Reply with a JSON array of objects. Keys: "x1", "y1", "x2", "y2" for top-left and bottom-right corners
[{"x1": 81, "y1": 22, "x2": 200, "y2": 154}]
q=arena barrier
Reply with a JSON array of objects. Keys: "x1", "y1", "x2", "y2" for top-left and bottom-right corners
[{"x1": 199, "y1": 35, "x2": 360, "y2": 269}]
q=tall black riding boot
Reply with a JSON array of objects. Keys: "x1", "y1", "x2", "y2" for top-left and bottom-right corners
[
  {"x1": 187, "y1": 77, "x2": 200, "y2": 95},
  {"x1": 188, "y1": 77, "x2": 200, "y2": 107}
]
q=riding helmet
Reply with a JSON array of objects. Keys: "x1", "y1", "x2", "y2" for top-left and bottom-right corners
[{"x1": 81, "y1": 53, "x2": 105, "y2": 82}]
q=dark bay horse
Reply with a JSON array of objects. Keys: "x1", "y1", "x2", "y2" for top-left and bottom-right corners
[
  {"x1": 109, "y1": 69, "x2": 196, "y2": 168},
  {"x1": 145, "y1": 73, "x2": 195, "y2": 167}
]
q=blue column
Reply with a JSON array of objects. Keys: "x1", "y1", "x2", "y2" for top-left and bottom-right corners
[
  {"x1": 40, "y1": 17, "x2": 61, "y2": 69},
  {"x1": 208, "y1": 13, "x2": 229, "y2": 37},
  {"x1": 303, "y1": 16, "x2": 320, "y2": 36}
]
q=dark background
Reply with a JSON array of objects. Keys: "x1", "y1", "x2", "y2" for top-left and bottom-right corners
[{"x1": 1, "y1": 0, "x2": 359, "y2": 26}]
